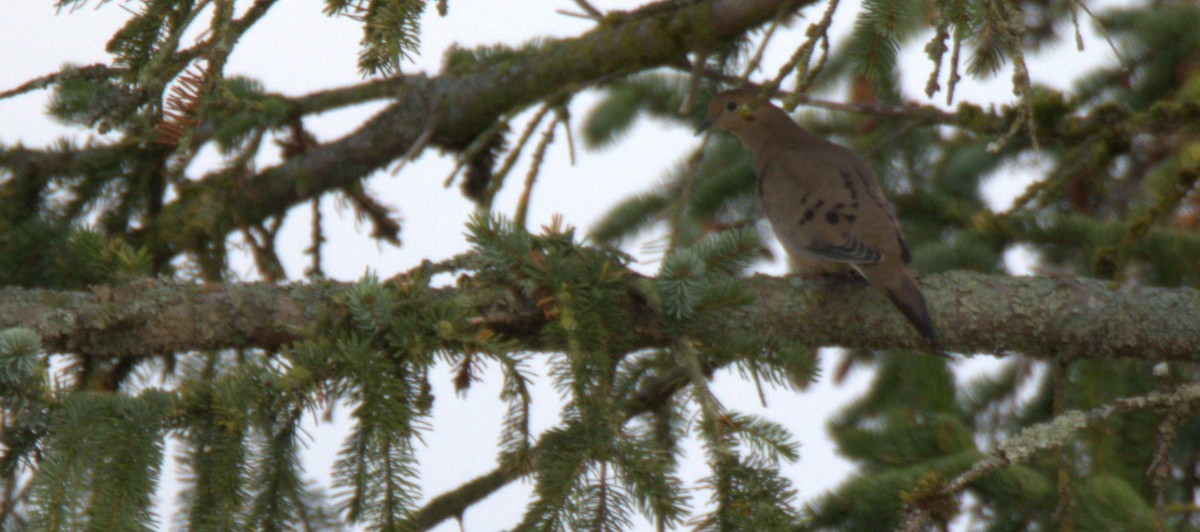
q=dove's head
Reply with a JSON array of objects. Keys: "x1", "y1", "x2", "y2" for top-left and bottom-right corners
[{"x1": 696, "y1": 87, "x2": 777, "y2": 137}]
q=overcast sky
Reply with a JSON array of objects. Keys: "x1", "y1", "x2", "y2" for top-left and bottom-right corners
[{"x1": 0, "y1": 1, "x2": 1121, "y2": 529}]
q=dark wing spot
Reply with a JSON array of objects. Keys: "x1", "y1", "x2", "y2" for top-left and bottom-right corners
[
  {"x1": 802, "y1": 209, "x2": 815, "y2": 224},
  {"x1": 798, "y1": 191, "x2": 810, "y2": 205},
  {"x1": 825, "y1": 211, "x2": 839, "y2": 224},
  {"x1": 813, "y1": 199, "x2": 825, "y2": 210}
]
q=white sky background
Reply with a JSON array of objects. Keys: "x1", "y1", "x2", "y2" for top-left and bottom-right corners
[{"x1": 0, "y1": 1, "x2": 1123, "y2": 530}]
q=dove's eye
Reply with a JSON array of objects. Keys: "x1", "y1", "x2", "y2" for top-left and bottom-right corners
[{"x1": 725, "y1": 101, "x2": 738, "y2": 111}]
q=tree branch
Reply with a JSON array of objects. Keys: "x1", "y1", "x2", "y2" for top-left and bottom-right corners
[{"x1": 3, "y1": 271, "x2": 1198, "y2": 361}]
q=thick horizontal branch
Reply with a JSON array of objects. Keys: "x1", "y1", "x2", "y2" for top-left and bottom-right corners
[
  {"x1": 2, "y1": 271, "x2": 1197, "y2": 361},
  {"x1": 144, "y1": 0, "x2": 802, "y2": 254},
  {"x1": 0, "y1": 280, "x2": 333, "y2": 358}
]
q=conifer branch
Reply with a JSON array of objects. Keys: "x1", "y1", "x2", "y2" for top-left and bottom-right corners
[
  {"x1": 898, "y1": 383, "x2": 1200, "y2": 532},
  {"x1": 0, "y1": 64, "x2": 115, "y2": 101}
]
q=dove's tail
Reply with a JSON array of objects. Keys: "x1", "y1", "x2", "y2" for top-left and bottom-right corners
[{"x1": 866, "y1": 266, "x2": 939, "y2": 350}]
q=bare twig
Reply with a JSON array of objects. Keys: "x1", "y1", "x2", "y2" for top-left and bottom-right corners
[
  {"x1": 1069, "y1": 1, "x2": 1085, "y2": 51},
  {"x1": 484, "y1": 103, "x2": 555, "y2": 206},
  {"x1": 924, "y1": 19, "x2": 950, "y2": 99},
  {"x1": 341, "y1": 181, "x2": 402, "y2": 244},
  {"x1": 681, "y1": 49, "x2": 709, "y2": 115},
  {"x1": 306, "y1": 197, "x2": 325, "y2": 278},
  {"x1": 390, "y1": 120, "x2": 437, "y2": 175},
  {"x1": 242, "y1": 218, "x2": 287, "y2": 282},
  {"x1": 556, "y1": 106, "x2": 577, "y2": 166},
  {"x1": 946, "y1": 28, "x2": 964, "y2": 105},
  {"x1": 672, "y1": 62, "x2": 968, "y2": 126},
  {"x1": 444, "y1": 117, "x2": 512, "y2": 188},
  {"x1": 989, "y1": 0, "x2": 1040, "y2": 152},
  {"x1": 1073, "y1": 0, "x2": 1131, "y2": 70},
  {"x1": 513, "y1": 115, "x2": 560, "y2": 229},
  {"x1": 0, "y1": 64, "x2": 113, "y2": 100},
  {"x1": 763, "y1": 0, "x2": 839, "y2": 110},
  {"x1": 574, "y1": 0, "x2": 604, "y2": 18},
  {"x1": 789, "y1": 0, "x2": 839, "y2": 98},
  {"x1": 738, "y1": 12, "x2": 784, "y2": 81},
  {"x1": 1052, "y1": 358, "x2": 1075, "y2": 530},
  {"x1": 1149, "y1": 406, "x2": 1183, "y2": 532}
]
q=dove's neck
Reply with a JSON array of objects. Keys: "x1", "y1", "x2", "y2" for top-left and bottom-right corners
[{"x1": 735, "y1": 107, "x2": 819, "y2": 158}]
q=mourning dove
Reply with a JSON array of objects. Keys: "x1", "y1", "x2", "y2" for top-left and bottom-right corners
[{"x1": 698, "y1": 88, "x2": 938, "y2": 349}]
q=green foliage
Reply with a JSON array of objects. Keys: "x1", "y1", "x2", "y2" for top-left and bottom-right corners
[
  {"x1": 1097, "y1": 1, "x2": 1200, "y2": 109},
  {"x1": 105, "y1": 0, "x2": 196, "y2": 81},
  {"x1": 649, "y1": 230, "x2": 815, "y2": 528},
  {"x1": 0, "y1": 328, "x2": 47, "y2": 401},
  {"x1": 441, "y1": 38, "x2": 551, "y2": 74},
  {"x1": 806, "y1": 453, "x2": 977, "y2": 530},
  {"x1": 657, "y1": 227, "x2": 759, "y2": 324},
  {"x1": 688, "y1": 138, "x2": 757, "y2": 222},
  {"x1": 964, "y1": 0, "x2": 1010, "y2": 77},
  {"x1": 209, "y1": 77, "x2": 292, "y2": 154},
  {"x1": 467, "y1": 212, "x2": 690, "y2": 529},
  {"x1": 47, "y1": 68, "x2": 139, "y2": 130},
  {"x1": 588, "y1": 192, "x2": 670, "y2": 245},
  {"x1": 175, "y1": 362, "x2": 259, "y2": 530},
  {"x1": 585, "y1": 137, "x2": 759, "y2": 249},
  {"x1": 0, "y1": 220, "x2": 152, "y2": 288},
  {"x1": 329, "y1": 331, "x2": 426, "y2": 527},
  {"x1": 520, "y1": 424, "x2": 643, "y2": 531},
  {"x1": 582, "y1": 74, "x2": 695, "y2": 149},
  {"x1": 247, "y1": 405, "x2": 340, "y2": 531},
  {"x1": 848, "y1": 0, "x2": 923, "y2": 85},
  {"x1": 1073, "y1": 475, "x2": 1156, "y2": 530},
  {"x1": 69, "y1": 227, "x2": 155, "y2": 281},
  {"x1": 325, "y1": 0, "x2": 428, "y2": 76},
  {"x1": 691, "y1": 414, "x2": 801, "y2": 530},
  {"x1": 27, "y1": 390, "x2": 173, "y2": 531},
  {"x1": 462, "y1": 214, "x2": 814, "y2": 529}
]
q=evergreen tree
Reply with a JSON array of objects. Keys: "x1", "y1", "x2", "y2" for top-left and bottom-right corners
[{"x1": 2, "y1": 0, "x2": 1199, "y2": 530}]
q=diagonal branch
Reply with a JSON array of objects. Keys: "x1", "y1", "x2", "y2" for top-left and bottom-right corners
[{"x1": 141, "y1": 0, "x2": 807, "y2": 256}]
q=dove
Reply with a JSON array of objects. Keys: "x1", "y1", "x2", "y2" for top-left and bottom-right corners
[{"x1": 698, "y1": 88, "x2": 938, "y2": 349}]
